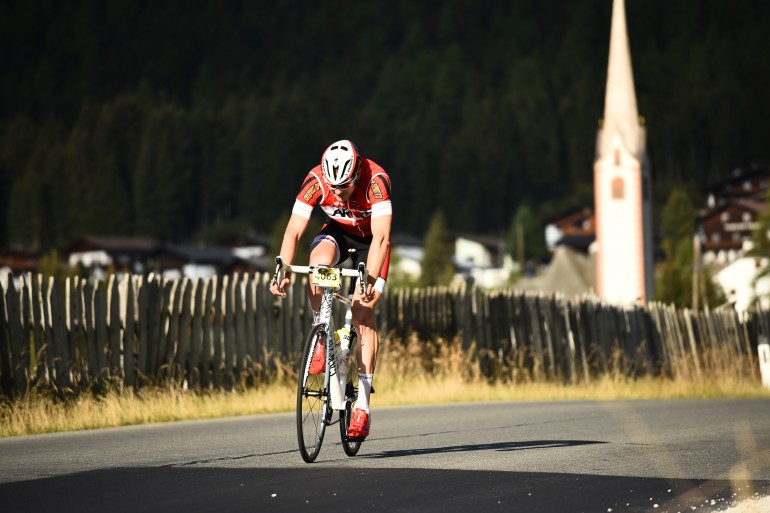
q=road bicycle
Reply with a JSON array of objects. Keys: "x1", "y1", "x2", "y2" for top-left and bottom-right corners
[{"x1": 272, "y1": 256, "x2": 368, "y2": 463}]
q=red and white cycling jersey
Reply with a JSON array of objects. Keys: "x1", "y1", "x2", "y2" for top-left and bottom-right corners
[{"x1": 292, "y1": 158, "x2": 392, "y2": 238}]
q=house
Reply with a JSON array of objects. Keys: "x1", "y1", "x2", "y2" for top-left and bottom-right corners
[
  {"x1": 65, "y1": 236, "x2": 162, "y2": 275},
  {"x1": 390, "y1": 233, "x2": 424, "y2": 282},
  {"x1": 713, "y1": 256, "x2": 770, "y2": 312},
  {"x1": 0, "y1": 249, "x2": 39, "y2": 275},
  {"x1": 699, "y1": 199, "x2": 768, "y2": 266},
  {"x1": 704, "y1": 166, "x2": 769, "y2": 208},
  {"x1": 453, "y1": 233, "x2": 514, "y2": 288},
  {"x1": 698, "y1": 167, "x2": 769, "y2": 266},
  {"x1": 695, "y1": 166, "x2": 770, "y2": 309},
  {"x1": 221, "y1": 233, "x2": 270, "y2": 261},
  {"x1": 155, "y1": 245, "x2": 231, "y2": 279},
  {"x1": 389, "y1": 233, "x2": 514, "y2": 288},
  {"x1": 544, "y1": 207, "x2": 596, "y2": 253},
  {"x1": 222, "y1": 233, "x2": 273, "y2": 273}
]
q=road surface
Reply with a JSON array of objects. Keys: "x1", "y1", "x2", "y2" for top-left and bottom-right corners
[{"x1": 2, "y1": 399, "x2": 769, "y2": 512}]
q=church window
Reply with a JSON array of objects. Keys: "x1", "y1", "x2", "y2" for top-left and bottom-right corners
[{"x1": 611, "y1": 177, "x2": 624, "y2": 199}]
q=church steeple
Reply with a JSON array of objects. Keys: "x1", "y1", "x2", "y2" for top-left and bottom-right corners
[
  {"x1": 598, "y1": 0, "x2": 643, "y2": 160},
  {"x1": 593, "y1": 0, "x2": 653, "y2": 305}
]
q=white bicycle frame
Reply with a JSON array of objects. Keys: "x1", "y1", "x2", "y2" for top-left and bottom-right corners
[{"x1": 273, "y1": 257, "x2": 367, "y2": 412}]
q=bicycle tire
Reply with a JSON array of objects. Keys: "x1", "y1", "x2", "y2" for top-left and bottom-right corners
[
  {"x1": 296, "y1": 324, "x2": 329, "y2": 463},
  {"x1": 340, "y1": 331, "x2": 362, "y2": 456},
  {"x1": 340, "y1": 400, "x2": 362, "y2": 456}
]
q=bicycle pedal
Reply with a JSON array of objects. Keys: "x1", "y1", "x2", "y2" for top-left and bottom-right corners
[
  {"x1": 344, "y1": 384, "x2": 374, "y2": 397},
  {"x1": 346, "y1": 435, "x2": 367, "y2": 443}
]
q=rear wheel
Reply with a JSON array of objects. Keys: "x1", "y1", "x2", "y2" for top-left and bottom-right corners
[
  {"x1": 296, "y1": 324, "x2": 329, "y2": 463},
  {"x1": 340, "y1": 399, "x2": 362, "y2": 456},
  {"x1": 340, "y1": 332, "x2": 361, "y2": 456}
]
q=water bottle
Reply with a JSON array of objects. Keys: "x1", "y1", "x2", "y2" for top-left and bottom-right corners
[{"x1": 335, "y1": 326, "x2": 351, "y2": 376}]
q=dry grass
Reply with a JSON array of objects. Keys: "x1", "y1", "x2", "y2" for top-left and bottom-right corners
[{"x1": 2, "y1": 334, "x2": 769, "y2": 438}]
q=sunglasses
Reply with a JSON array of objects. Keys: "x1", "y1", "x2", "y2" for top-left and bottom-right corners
[
  {"x1": 330, "y1": 170, "x2": 359, "y2": 191},
  {"x1": 331, "y1": 180, "x2": 356, "y2": 191}
]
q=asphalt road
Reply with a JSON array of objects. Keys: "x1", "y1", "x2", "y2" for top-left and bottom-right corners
[{"x1": 2, "y1": 399, "x2": 770, "y2": 512}]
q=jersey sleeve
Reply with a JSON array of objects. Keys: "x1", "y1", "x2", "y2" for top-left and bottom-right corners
[
  {"x1": 368, "y1": 172, "x2": 392, "y2": 218},
  {"x1": 292, "y1": 171, "x2": 324, "y2": 220}
]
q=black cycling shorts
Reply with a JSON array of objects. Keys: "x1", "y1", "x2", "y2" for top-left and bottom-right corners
[{"x1": 309, "y1": 220, "x2": 390, "y2": 289}]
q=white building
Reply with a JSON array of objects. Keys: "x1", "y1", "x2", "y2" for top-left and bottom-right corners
[
  {"x1": 713, "y1": 256, "x2": 770, "y2": 313},
  {"x1": 453, "y1": 235, "x2": 514, "y2": 288}
]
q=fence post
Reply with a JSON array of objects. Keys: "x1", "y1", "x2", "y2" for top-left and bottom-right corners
[
  {"x1": 6, "y1": 278, "x2": 27, "y2": 394},
  {"x1": 235, "y1": 276, "x2": 247, "y2": 383},
  {"x1": 29, "y1": 274, "x2": 46, "y2": 386},
  {"x1": 78, "y1": 279, "x2": 94, "y2": 386},
  {"x1": 124, "y1": 276, "x2": 136, "y2": 388},
  {"x1": 188, "y1": 279, "x2": 203, "y2": 390},
  {"x1": 93, "y1": 280, "x2": 108, "y2": 384},
  {"x1": 176, "y1": 278, "x2": 193, "y2": 387},
  {"x1": 223, "y1": 274, "x2": 236, "y2": 389},
  {"x1": 201, "y1": 277, "x2": 214, "y2": 389},
  {"x1": 0, "y1": 279, "x2": 13, "y2": 395},
  {"x1": 50, "y1": 278, "x2": 71, "y2": 391},
  {"x1": 212, "y1": 275, "x2": 223, "y2": 389},
  {"x1": 244, "y1": 275, "x2": 257, "y2": 382},
  {"x1": 758, "y1": 336, "x2": 770, "y2": 389},
  {"x1": 109, "y1": 276, "x2": 122, "y2": 380}
]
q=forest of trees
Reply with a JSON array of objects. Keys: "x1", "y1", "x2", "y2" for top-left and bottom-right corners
[{"x1": 1, "y1": 0, "x2": 769, "y2": 258}]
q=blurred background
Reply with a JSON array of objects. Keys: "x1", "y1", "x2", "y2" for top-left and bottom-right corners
[{"x1": 1, "y1": 0, "x2": 768, "y2": 300}]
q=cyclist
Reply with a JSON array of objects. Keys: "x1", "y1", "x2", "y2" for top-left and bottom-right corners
[{"x1": 270, "y1": 139, "x2": 392, "y2": 440}]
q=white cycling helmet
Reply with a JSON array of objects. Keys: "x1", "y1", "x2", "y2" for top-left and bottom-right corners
[{"x1": 321, "y1": 139, "x2": 360, "y2": 187}]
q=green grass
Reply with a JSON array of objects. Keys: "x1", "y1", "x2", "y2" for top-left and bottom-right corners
[{"x1": 2, "y1": 335, "x2": 768, "y2": 437}]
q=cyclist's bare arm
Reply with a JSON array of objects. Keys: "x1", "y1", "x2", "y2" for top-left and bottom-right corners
[
  {"x1": 363, "y1": 214, "x2": 391, "y2": 302},
  {"x1": 270, "y1": 213, "x2": 309, "y2": 296}
]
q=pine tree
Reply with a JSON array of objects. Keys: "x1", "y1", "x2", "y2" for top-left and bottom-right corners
[
  {"x1": 506, "y1": 203, "x2": 546, "y2": 269},
  {"x1": 655, "y1": 187, "x2": 724, "y2": 308},
  {"x1": 418, "y1": 210, "x2": 454, "y2": 287}
]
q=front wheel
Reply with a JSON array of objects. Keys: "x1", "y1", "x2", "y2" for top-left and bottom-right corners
[{"x1": 296, "y1": 324, "x2": 329, "y2": 463}]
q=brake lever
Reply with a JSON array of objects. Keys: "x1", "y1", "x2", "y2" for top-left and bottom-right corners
[
  {"x1": 272, "y1": 256, "x2": 284, "y2": 286},
  {"x1": 357, "y1": 262, "x2": 368, "y2": 295}
]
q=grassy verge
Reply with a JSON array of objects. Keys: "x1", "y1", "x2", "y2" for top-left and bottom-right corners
[{"x1": 2, "y1": 336, "x2": 769, "y2": 437}]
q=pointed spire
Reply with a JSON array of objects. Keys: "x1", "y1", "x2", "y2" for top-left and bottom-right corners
[{"x1": 599, "y1": 0, "x2": 642, "y2": 159}]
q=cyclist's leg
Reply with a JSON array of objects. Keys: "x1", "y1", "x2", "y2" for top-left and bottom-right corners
[
  {"x1": 349, "y1": 241, "x2": 389, "y2": 423},
  {"x1": 350, "y1": 242, "x2": 389, "y2": 368},
  {"x1": 308, "y1": 223, "x2": 344, "y2": 314},
  {"x1": 347, "y1": 288, "x2": 381, "y2": 437}
]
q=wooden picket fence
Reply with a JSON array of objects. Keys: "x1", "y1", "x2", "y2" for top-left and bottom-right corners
[{"x1": 1, "y1": 272, "x2": 767, "y2": 396}]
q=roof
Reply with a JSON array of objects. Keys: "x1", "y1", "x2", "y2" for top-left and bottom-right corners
[
  {"x1": 391, "y1": 233, "x2": 424, "y2": 247},
  {"x1": 704, "y1": 166, "x2": 769, "y2": 195},
  {"x1": 543, "y1": 206, "x2": 594, "y2": 226},
  {"x1": 699, "y1": 198, "x2": 769, "y2": 221},
  {"x1": 539, "y1": 246, "x2": 597, "y2": 299},
  {"x1": 166, "y1": 245, "x2": 236, "y2": 265},
  {"x1": 66, "y1": 236, "x2": 162, "y2": 254},
  {"x1": 221, "y1": 233, "x2": 271, "y2": 248},
  {"x1": 0, "y1": 250, "x2": 39, "y2": 273},
  {"x1": 597, "y1": 0, "x2": 644, "y2": 160}
]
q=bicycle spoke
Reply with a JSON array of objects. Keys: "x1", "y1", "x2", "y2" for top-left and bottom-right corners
[{"x1": 296, "y1": 325, "x2": 329, "y2": 463}]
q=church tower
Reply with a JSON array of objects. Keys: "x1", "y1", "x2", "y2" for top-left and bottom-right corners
[{"x1": 594, "y1": 0, "x2": 653, "y2": 304}]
